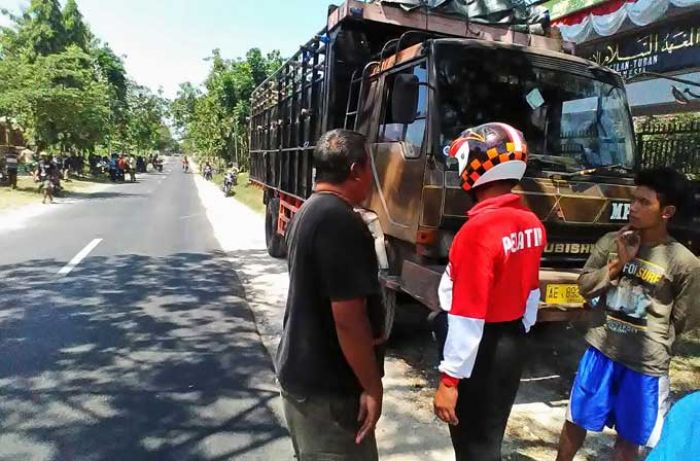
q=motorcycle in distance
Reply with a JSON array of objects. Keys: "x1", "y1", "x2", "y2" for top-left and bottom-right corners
[
  {"x1": 222, "y1": 169, "x2": 238, "y2": 196},
  {"x1": 203, "y1": 164, "x2": 213, "y2": 181}
]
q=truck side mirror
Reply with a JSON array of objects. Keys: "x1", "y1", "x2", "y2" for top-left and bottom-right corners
[{"x1": 392, "y1": 74, "x2": 419, "y2": 125}]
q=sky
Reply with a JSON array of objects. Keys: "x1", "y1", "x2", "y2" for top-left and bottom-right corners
[{"x1": 0, "y1": 0, "x2": 335, "y2": 98}]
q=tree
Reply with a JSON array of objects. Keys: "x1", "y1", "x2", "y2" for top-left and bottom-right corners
[
  {"x1": 0, "y1": 45, "x2": 111, "y2": 152},
  {"x1": 123, "y1": 83, "x2": 167, "y2": 155},
  {"x1": 3, "y1": 0, "x2": 67, "y2": 60},
  {"x1": 171, "y1": 47, "x2": 285, "y2": 169},
  {"x1": 157, "y1": 123, "x2": 179, "y2": 153},
  {"x1": 93, "y1": 43, "x2": 129, "y2": 138},
  {"x1": 246, "y1": 48, "x2": 268, "y2": 87},
  {"x1": 171, "y1": 82, "x2": 200, "y2": 133},
  {"x1": 0, "y1": 0, "x2": 164, "y2": 158},
  {"x1": 62, "y1": 0, "x2": 91, "y2": 51},
  {"x1": 265, "y1": 50, "x2": 284, "y2": 76}
]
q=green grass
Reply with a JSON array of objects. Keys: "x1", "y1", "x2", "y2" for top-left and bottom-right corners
[
  {"x1": 0, "y1": 174, "x2": 109, "y2": 211},
  {"x1": 211, "y1": 171, "x2": 264, "y2": 214},
  {"x1": 0, "y1": 177, "x2": 38, "y2": 210}
]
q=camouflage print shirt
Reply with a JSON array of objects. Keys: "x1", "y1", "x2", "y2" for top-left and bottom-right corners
[{"x1": 579, "y1": 232, "x2": 700, "y2": 377}]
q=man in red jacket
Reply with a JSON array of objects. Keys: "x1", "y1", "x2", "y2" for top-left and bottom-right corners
[{"x1": 433, "y1": 122, "x2": 547, "y2": 461}]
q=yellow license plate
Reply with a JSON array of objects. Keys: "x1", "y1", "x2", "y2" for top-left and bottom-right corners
[{"x1": 545, "y1": 284, "x2": 585, "y2": 305}]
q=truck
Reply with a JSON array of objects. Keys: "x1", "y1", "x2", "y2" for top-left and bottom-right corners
[{"x1": 249, "y1": 0, "x2": 700, "y2": 336}]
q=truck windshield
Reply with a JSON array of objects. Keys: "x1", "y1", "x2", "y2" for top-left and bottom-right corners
[{"x1": 435, "y1": 46, "x2": 635, "y2": 174}]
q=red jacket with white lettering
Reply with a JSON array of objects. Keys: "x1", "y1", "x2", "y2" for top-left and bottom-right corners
[{"x1": 438, "y1": 193, "x2": 547, "y2": 382}]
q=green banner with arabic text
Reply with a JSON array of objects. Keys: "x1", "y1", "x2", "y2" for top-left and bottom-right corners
[{"x1": 544, "y1": 0, "x2": 610, "y2": 20}]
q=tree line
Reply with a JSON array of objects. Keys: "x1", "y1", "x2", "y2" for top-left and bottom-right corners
[
  {"x1": 170, "y1": 48, "x2": 283, "y2": 170},
  {"x1": 0, "y1": 0, "x2": 176, "y2": 157}
]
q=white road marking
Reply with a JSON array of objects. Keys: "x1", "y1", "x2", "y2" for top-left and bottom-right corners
[{"x1": 58, "y1": 238, "x2": 103, "y2": 276}]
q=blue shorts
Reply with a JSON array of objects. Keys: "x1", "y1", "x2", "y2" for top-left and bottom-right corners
[{"x1": 567, "y1": 347, "x2": 670, "y2": 447}]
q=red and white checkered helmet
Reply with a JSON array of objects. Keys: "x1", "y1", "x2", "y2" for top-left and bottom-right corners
[{"x1": 448, "y1": 122, "x2": 528, "y2": 192}]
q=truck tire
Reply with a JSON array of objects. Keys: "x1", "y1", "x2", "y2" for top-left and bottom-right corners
[
  {"x1": 265, "y1": 197, "x2": 287, "y2": 258},
  {"x1": 381, "y1": 285, "x2": 397, "y2": 341}
]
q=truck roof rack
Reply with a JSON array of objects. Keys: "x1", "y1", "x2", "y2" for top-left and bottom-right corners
[{"x1": 328, "y1": 0, "x2": 571, "y2": 54}]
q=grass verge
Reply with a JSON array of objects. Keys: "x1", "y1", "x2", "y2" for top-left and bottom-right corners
[
  {"x1": 211, "y1": 171, "x2": 264, "y2": 214},
  {"x1": 0, "y1": 177, "x2": 37, "y2": 210}
]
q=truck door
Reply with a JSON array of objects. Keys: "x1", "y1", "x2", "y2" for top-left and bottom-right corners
[{"x1": 366, "y1": 61, "x2": 429, "y2": 243}]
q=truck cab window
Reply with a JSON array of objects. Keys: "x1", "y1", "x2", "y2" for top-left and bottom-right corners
[
  {"x1": 378, "y1": 62, "x2": 428, "y2": 158},
  {"x1": 435, "y1": 45, "x2": 635, "y2": 173}
]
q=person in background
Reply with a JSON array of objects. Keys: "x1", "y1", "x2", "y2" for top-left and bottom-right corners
[
  {"x1": 128, "y1": 155, "x2": 137, "y2": 182},
  {"x1": 203, "y1": 161, "x2": 213, "y2": 180},
  {"x1": 556, "y1": 167, "x2": 700, "y2": 461},
  {"x1": 36, "y1": 153, "x2": 56, "y2": 204},
  {"x1": 276, "y1": 129, "x2": 384, "y2": 461},
  {"x1": 433, "y1": 123, "x2": 546, "y2": 461},
  {"x1": 109, "y1": 154, "x2": 118, "y2": 181},
  {"x1": 117, "y1": 154, "x2": 127, "y2": 181},
  {"x1": 62, "y1": 155, "x2": 71, "y2": 180},
  {"x1": 5, "y1": 149, "x2": 19, "y2": 189}
]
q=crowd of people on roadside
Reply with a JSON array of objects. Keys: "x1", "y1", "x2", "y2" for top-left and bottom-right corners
[
  {"x1": 87, "y1": 153, "x2": 162, "y2": 181},
  {"x1": 2, "y1": 150, "x2": 167, "y2": 204}
]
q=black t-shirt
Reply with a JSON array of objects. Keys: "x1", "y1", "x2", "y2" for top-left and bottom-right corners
[
  {"x1": 38, "y1": 161, "x2": 55, "y2": 178},
  {"x1": 275, "y1": 193, "x2": 384, "y2": 397}
]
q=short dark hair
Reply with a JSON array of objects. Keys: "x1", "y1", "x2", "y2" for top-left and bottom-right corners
[
  {"x1": 314, "y1": 129, "x2": 368, "y2": 184},
  {"x1": 635, "y1": 167, "x2": 689, "y2": 210}
]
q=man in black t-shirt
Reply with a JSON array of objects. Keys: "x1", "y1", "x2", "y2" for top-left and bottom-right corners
[{"x1": 276, "y1": 129, "x2": 384, "y2": 460}]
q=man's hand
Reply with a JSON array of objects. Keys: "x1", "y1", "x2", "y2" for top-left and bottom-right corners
[
  {"x1": 610, "y1": 226, "x2": 641, "y2": 279},
  {"x1": 615, "y1": 225, "x2": 641, "y2": 264},
  {"x1": 434, "y1": 382, "x2": 459, "y2": 425},
  {"x1": 331, "y1": 299, "x2": 383, "y2": 444},
  {"x1": 356, "y1": 388, "x2": 383, "y2": 444}
]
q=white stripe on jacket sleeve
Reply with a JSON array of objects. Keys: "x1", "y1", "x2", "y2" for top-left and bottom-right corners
[
  {"x1": 522, "y1": 288, "x2": 541, "y2": 333},
  {"x1": 438, "y1": 264, "x2": 453, "y2": 312},
  {"x1": 438, "y1": 314, "x2": 485, "y2": 379}
]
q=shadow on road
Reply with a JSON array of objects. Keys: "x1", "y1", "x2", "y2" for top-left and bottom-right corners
[
  {"x1": 65, "y1": 190, "x2": 148, "y2": 201},
  {"x1": 0, "y1": 251, "x2": 289, "y2": 461}
]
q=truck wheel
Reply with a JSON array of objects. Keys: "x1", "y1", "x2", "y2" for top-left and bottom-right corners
[
  {"x1": 381, "y1": 285, "x2": 397, "y2": 341},
  {"x1": 265, "y1": 197, "x2": 287, "y2": 258}
]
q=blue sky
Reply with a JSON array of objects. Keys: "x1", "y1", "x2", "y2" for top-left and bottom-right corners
[{"x1": 0, "y1": 0, "x2": 334, "y2": 98}]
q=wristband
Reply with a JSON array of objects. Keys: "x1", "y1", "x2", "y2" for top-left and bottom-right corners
[{"x1": 440, "y1": 373, "x2": 460, "y2": 387}]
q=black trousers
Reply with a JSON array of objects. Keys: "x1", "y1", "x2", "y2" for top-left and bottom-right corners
[
  {"x1": 434, "y1": 314, "x2": 526, "y2": 461},
  {"x1": 7, "y1": 169, "x2": 17, "y2": 188}
]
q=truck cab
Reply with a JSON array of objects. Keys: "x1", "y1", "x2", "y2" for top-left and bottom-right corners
[{"x1": 344, "y1": 26, "x2": 638, "y2": 322}]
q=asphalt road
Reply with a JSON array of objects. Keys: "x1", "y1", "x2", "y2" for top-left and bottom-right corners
[{"x1": 0, "y1": 158, "x2": 291, "y2": 461}]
